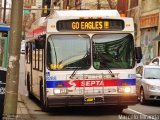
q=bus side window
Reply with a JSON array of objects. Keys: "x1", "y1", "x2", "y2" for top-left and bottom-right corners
[
  {"x1": 32, "y1": 42, "x2": 36, "y2": 69},
  {"x1": 47, "y1": 42, "x2": 51, "y2": 69},
  {"x1": 35, "y1": 37, "x2": 45, "y2": 71},
  {"x1": 26, "y1": 42, "x2": 32, "y2": 64}
]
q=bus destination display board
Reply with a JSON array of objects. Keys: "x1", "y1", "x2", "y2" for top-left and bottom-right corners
[{"x1": 56, "y1": 19, "x2": 124, "y2": 31}]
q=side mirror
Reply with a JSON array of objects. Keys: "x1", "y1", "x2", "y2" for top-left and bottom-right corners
[
  {"x1": 135, "y1": 47, "x2": 142, "y2": 63},
  {"x1": 152, "y1": 61, "x2": 158, "y2": 65}
]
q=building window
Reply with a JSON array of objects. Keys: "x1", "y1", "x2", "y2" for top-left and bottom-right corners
[
  {"x1": 25, "y1": 0, "x2": 29, "y2": 5},
  {"x1": 63, "y1": 0, "x2": 70, "y2": 9},
  {"x1": 32, "y1": 0, "x2": 36, "y2": 6},
  {"x1": 75, "y1": 0, "x2": 81, "y2": 9},
  {"x1": 24, "y1": 0, "x2": 27, "y2": 4},
  {"x1": 75, "y1": 0, "x2": 80, "y2": 5},
  {"x1": 130, "y1": 0, "x2": 138, "y2": 8}
]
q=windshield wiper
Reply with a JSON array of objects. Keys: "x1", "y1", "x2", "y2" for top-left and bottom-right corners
[
  {"x1": 93, "y1": 43, "x2": 115, "y2": 77},
  {"x1": 69, "y1": 67, "x2": 81, "y2": 79},
  {"x1": 69, "y1": 51, "x2": 90, "y2": 79},
  {"x1": 105, "y1": 65, "x2": 115, "y2": 77}
]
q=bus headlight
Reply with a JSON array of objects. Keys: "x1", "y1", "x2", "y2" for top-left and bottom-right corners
[
  {"x1": 124, "y1": 87, "x2": 131, "y2": 93},
  {"x1": 54, "y1": 89, "x2": 61, "y2": 94},
  {"x1": 118, "y1": 87, "x2": 131, "y2": 93}
]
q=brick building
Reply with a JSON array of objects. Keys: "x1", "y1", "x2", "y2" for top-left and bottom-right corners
[
  {"x1": 139, "y1": 0, "x2": 160, "y2": 64},
  {"x1": 23, "y1": 0, "x2": 43, "y2": 39},
  {"x1": 127, "y1": 0, "x2": 160, "y2": 64},
  {"x1": 52, "y1": 0, "x2": 117, "y2": 10}
]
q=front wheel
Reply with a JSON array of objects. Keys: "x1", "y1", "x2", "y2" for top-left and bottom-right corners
[
  {"x1": 115, "y1": 105, "x2": 127, "y2": 113},
  {"x1": 39, "y1": 79, "x2": 49, "y2": 112}
]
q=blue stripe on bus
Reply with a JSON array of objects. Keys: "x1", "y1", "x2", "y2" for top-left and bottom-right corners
[
  {"x1": 46, "y1": 81, "x2": 66, "y2": 88},
  {"x1": 118, "y1": 79, "x2": 136, "y2": 86}
]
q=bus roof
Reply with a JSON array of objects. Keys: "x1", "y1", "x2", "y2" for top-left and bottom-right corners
[
  {"x1": 27, "y1": 10, "x2": 134, "y2": 37},
  {"x1": 0, "y1": 23, "x2": 10, "y2": 31},
  {"x1": 52, "y1": 10, "x2": 120, "y2": 18}
]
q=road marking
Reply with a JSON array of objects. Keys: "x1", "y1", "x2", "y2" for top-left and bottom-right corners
[
  {"x1": 127, "y1": 108, "x2": 158, "y2": 120},
  {"x1": 127, "y1": 108, "x2": 146, "y2": 115}
]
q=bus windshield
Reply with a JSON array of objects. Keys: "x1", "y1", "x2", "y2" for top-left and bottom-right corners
[
  {"x1": 92, "y1": 34, "x2": 135, "y2": 69},
  {"x1": 47, "y1": 34, "x2": 91, "y2": 70}
]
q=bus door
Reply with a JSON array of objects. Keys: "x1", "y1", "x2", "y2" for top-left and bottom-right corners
[
  {"x1": 31, "y1": 41, "x2": 39, "y2": 97},
  {"x1": 0, "y1": 36, "x2": 9, "y2": 115},
  {"x1": 31, "y1": 38, "x2": 45, "y2": 98}
]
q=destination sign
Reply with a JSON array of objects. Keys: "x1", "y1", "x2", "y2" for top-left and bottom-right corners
[{"x1": 56, "y1": 19, "x2": 124, "y2": 31}]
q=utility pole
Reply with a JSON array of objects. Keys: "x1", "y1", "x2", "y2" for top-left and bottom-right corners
[
  {"x1": 3, "y1": 0, "x2": 23, "y2": 119},
  {"x1": 97, "y1": 0, "x2": 101, "y2": 9},
  {"x1": 3, "y1": 0, "x2": 6, "y2": 23},
  {"x1": 0, "y1": 0, "x2": 2, "y2": 22},
  {"x1": 107, "y1": 0, "x2": 117, "y2": 9}
]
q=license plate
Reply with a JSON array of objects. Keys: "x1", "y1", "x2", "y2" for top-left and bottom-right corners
[{"x1": 85, "y1": 98, "x2": 94, "y2": 103}]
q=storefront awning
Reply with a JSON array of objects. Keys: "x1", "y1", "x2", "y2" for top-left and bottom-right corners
[{"x1": 153, "y1": 34, "x2": 160, "y2": 41}]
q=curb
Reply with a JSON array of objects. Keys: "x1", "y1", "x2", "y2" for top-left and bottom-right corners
[{"x1": 17, "y1": 95, "x2": 34, "y2": 120}]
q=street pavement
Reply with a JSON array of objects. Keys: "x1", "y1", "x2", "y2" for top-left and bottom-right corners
[
  {"x1": 16, "y1": 54, "x2": 31, "y2": 119},
  {"x1": 17, "y1": 95, "x2": 32, "y2": 120},
  {"x1": 20, "y1": 95, "x2": 160, "y2": 120},
  {"x1": 17, "y1": 54, "x2": 160, "y2": 120}
]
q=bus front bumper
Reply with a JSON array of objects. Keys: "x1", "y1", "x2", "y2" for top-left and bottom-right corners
[{"x1": 47, "y1": 94, "x2": 138, "y2": 107}]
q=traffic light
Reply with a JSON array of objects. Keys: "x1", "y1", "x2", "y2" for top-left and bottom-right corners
[{"x1": 42, "y1": 0, "x2": 51, "y2": 17}]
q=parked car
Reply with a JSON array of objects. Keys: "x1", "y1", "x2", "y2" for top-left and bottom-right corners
[
  {"x1": 149, "y1": 56, "x2": 160, "y2": 66},
  {"x1": 136, "y1": 65, "x2": 160, "y2": 104},
  {"x1": 21, "y1": 40, "x2": 25, "y2": 54}
]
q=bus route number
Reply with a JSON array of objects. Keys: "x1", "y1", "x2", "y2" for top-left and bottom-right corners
[{"x1": 72, "y1": 21, "x2": 109, "y2": 30}]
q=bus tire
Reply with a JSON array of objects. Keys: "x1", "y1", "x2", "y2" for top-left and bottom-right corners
[
  {"x1": 42, "y1": 104, "x2": 49, "y2": 112},
  {"x1": 115, "y1": 105, "x2": 127, "y2": 113},
  {"x1": 40, "y1": 79, "x2": 49, "y2": 112},
  {"x1": 27, "y1": 73, "x2": 32, "y2": 98},
  {"x1": 40, "y1": 79, "x2": 43, "y2": 102}
]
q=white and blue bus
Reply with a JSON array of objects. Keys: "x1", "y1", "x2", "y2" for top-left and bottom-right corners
[{"x1": 25, "y1": 10, "x2": 142, "y2": 111}]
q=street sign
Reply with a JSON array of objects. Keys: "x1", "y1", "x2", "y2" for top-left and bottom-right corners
[{"x1": 23, "y1": 9, "x2": 30, "y2": 14}]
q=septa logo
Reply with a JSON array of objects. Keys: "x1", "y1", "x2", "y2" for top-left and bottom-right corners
[{"x1": 68, "y1": 80, "x2": 76, "y2": 90}]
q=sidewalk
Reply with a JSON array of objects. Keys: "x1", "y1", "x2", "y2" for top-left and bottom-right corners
[{"x1": 17, "y1": 95, "x2": 33, "y2": 120}]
